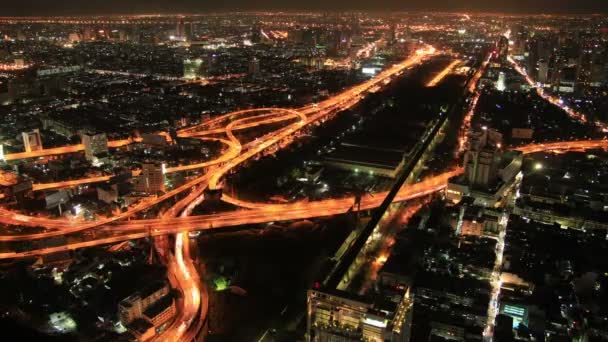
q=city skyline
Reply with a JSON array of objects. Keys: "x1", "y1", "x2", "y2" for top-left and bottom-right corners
[
  {"x1": 2, "y1": 0, "x2": 608, "y2": 16},
  {"x1": 1, "y1": 10, "x2": 607, "y2": 342}
]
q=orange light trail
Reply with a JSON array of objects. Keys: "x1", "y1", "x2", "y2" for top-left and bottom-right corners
[{"x1": 426, "y1": 59, "x2": 460, "y2": 87}]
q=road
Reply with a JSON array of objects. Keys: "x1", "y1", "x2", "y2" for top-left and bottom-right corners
[
  {"x1": 426, "y1": 59, "x2": 461, "y2": 87},
  {"x1": 134, "y1": 47, "x2": 439, "y2": 338},
  {"x1": 3, "y1": 134, "x2": 608, "y2": 258},
  {"x1": 4, "y1": 137, "x2": 139, "y2": 161},
  {"x1": 0, "y1": 47, "x2": 437, "y2": 234},
  {"x1": 508, "y1": 56, "x2": 608, "y2": 132},
  {"x1": 3, "y1": 47, "x2": 605, "y2": 340}
]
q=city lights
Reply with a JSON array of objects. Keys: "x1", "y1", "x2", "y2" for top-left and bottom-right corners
[{"x1": 1, "y1": 10, "x2": 607, "y2": 342}]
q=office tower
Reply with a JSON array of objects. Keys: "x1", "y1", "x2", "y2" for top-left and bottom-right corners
[
  {"x1": 496, "y1": 72, "x2": 507, "y2": 91},
  {"x1": 511, "y1": 25, "x2": 527, "y2": 56},
  {"x1": 526, "y1": 40, "x2": 539, "y2": 79},
  {"x1": 538, "y1": 60, "x2": 549, "y2": 84},
  {"x1": 135, "y1": 163, "x2": 166, "y2": 193},
  {"x1": 176, "y1": 19, "x2": 186, "y2": 40},
  {"x1": 68, "y1": 32, "x2": 82, "y2": 42},
  {"x1": 496, "y1": 36, "x2": 509, "y2": 63},
  {"x1": 332, "y1": 30, "x2": 352, "y2": 56},
  {"x1": 82, "y1": 132, "x2": 108, "y2": 162},
  {"x1": 388, "y1": 22, "x2": 397, "y2": 44},
  {"x1": 251, "y1": 23, "x2": 262, "y2": 43},
  {"x1": 248, "y1": 57, "x2": 260, "y2": 76},
  {"x1": 22, "y1": 129, "x2": 43, "y2": 152},
  {"x1": 184, "y1": 22, "x2": 194, "y2": 41},
  {"x1": 82, "y1": 27, "x2": 94, "y2": 41},
  {"x1": 463, "y1": 129, "x2": 502, "y2": 188}
]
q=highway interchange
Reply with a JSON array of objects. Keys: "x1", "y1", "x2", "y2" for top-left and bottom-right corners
[
  {"x1": 2, "y1": 45, "x2": 607, "y2": 341},
  {"x1": 2, "y1": 46, "x2": 439, "y2": 341}
]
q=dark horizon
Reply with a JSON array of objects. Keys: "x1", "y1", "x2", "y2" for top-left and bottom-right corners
[{"x1": 2, "y1": 0, "x2": 607, "y2": 17}]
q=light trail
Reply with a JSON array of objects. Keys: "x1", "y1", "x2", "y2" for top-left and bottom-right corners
[
  {"x1": 3, "y1": 51, "x2": 606, "y2": 247},
  {"x1": 1, "y1": 46, "x2": 602, "y2": 341},
  {"x1": 3, "y1": 138, "x2": 140, "y2": 161},
  {"x1": 121, "y1": 48, "x2": 435, "y2": 340},
  {"x1": 426, "y1": 59, "x2": 460, "y2": 87},
  {"x1": 17, "y1": 111, "x2": 295, "y2": 192},
  {"x1": 0, "y1": 63, "x2": 32, "y2": 71},
  {"x1": 357, "y1": 200, "x2": 430, "y2": 295},
  {"x1": 483, "y1": 214, "x2": 507, "y2": 338},
  {"x1": 0, "y1": 48, "x2": 507, "y2": 340},
  {"x1": 2, "y1": 132, "x2": 607, "y2": 258},
  {"x1": 0, "y1": 169, "x2": 456, "y2": 259}
]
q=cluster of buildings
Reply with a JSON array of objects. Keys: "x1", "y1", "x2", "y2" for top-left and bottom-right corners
[
  {"x1": 1, "y1": 127, "x2": 168, "y2": 216},
  {"x1": 510, "y1": 22, "x2": 608, "y2": 95},
  {"x1": 0, "y1": 65, "x2": 73, "y2": 105},
  {"x1": 514, "y1": 150, "x2": 608, "y2": 231},
  {"x1": 118, "y1": 281, "x2": 176, "y2": 341},
  {"x1": 305, "y1": 195, "x2": 504, "y2": 342},
  {"x1": 496, "y1": 213, "x2": 608, "y2": 341},
  {"x1": 474, "y1": 17, "x2": 608, "y2": 124},
  {"x1": 307, "y1": 286, "x2": 413, "y2": 342}
]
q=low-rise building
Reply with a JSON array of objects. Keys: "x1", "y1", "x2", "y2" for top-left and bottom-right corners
[{"x1": 118, "y1": 281, "x2": 170, "y2": 325}]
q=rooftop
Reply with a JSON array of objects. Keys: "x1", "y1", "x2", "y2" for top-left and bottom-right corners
[{"x1": 143, "y1": 294, "x2": 174, "y2": 319}]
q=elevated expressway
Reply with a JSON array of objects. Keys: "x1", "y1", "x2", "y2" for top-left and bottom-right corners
[
  {"x1": 2, "y1": 138, "x2": 608, "y2": 258},
  {"x1": 3, "y1": 48, "x2": 607, "y2": 340},
  {"x1": 1, "y1": 49, "x2": 607, "y2": 341},
  {"x1": 0, "y1": 48, "x2": 436, "y2": 236},
  {"x1": 5, "y1": 51, "x2": 606, "y2": 247},
  {"x1": 0, "y1": 47, "x2": 438, "y2": 341}
]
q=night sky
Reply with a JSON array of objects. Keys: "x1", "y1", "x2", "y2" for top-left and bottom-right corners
[{"x1": 2, "y1": 0, "x2": 607, "y2": 16}]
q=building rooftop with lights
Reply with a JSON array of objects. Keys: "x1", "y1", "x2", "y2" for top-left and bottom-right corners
[{"x1": 306, "y1": 286, "x2": 413, "y2": 342}]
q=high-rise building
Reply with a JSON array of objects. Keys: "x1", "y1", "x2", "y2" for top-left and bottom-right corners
[
  {"x1": 306, "y1": 288, "x2": 413, "y2": 342},
  {"x1": 22, "y1": 129, "x2": 43, "y2": 152},
  {"x1": 526, "y1": 39, "x2": 539, "y2": 79},
  {"x1": 248, "y1": 57, "x2": 260, "y2": 76},
  {"x1": 464, "y1": 148, "x2": 499, "y2": 188},
  {"x1": 557, "y1": 66, "x2": 577, "y2": 93},
  {"x1": 331, "y1": 30, "x2": 352, "y2": 57},
  {"x1": 463, "y1": 128, "x2": 502, "y2": 188},
  {"x1": 82, "y1": 132, "x2": 108, "y2": 163},
  {"x1": 538, "y1": 59, "x2": 549, "y2": 84},
  {"x1": 388, "y1": 22, "x2": 397, "y2": 44},
  {"x1": 134, "y1": 163, "x2": 166, "y2": 193},
  {"x1": 447, "y1": 127, "x2": 521, "y2": 206},
  {"x1": 496, "y1": 36, "x2": 509, "y2": 63},
  {"x1": 0, "y1": 44, "x2": 8, "y2": 59},
  {"x1": 68, "y1": 32, "x2": 82, "y2": 42},
  {"x1": 183, "y1": 58, "x2": 205, "y2": 79},
  {"x1": 251, "y1": 23, "x2": 262, "y2": 44},
  {"x1": 184, "y1": 22, "x2": 194, "y2": 42},
  {"x1": 176, "y1": 19, "x2": 186, "y2": 40},
  {"x1": 496, "y1": 72, "x2": 507, "y2": 91},
  {"x1": 511, "y1": 25, "x2": 527, "y2": 57},
  {"x1": 128, "y1": 25, "x2": 141, "y2": 43}
]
